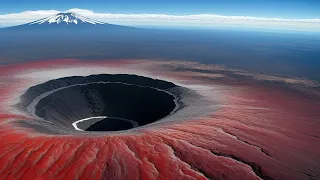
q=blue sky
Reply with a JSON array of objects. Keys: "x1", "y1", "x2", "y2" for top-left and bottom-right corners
[
  {"x1": 0, "y1": 0, "x2": 319, "y2": 32},
  {"x1": 1, "y1": 0, "x2": 320, "y2": 18}
]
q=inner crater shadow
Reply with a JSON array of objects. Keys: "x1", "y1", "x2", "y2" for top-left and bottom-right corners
[
  {"x1": 86, "y1": 117, "x2": 137, "y2": 131},
  {"x1": 21, "y1": 74, "x2": 179, "y2": 132}
]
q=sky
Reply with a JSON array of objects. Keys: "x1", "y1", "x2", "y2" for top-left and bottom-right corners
[
  {"x1": 1, "y1": 0, "x2": 320, "y2": 18},
  {"x1": 0, "y1": 0, "x2": 319, "y2": 31}
]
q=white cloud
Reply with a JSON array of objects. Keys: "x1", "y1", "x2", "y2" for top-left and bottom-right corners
[
  {"x1": 0, "y1": 8, "x2": 320, "y2": 31},
  {"x1": 0, "y1": 10, "x2": 59, "y2": 26}
]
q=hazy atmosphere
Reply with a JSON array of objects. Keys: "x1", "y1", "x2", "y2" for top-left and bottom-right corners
[{"x1": 1, "y1": 1, "x2": 319, "y2": 180}]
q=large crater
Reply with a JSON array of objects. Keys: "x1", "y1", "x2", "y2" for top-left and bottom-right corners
[{"x1": 19, "y1": 74, "x2": 181, "y2": 133}]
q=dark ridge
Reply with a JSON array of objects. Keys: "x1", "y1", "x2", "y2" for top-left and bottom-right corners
[
  {"x1": 220, "y1": 128, "x2": 272, "y2": 157},
  {"x1": 162, "y1": 138, "x2": 273, "y2": 180},
  {"x1": 210, "y1": 151, "x2": 275, "y2": 180}
]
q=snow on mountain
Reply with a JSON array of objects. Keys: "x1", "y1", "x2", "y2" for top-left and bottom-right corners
[{"x1": 27, "y1": 12, "x2": 106, "y2": 25}]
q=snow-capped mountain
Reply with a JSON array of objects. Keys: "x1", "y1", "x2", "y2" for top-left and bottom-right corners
[
  {"x1": 27, "y1": 12, "x2": 106, "y2": 25},
  {"x1": 1, "y1": 12, "x2": 135, "y2": 33}
]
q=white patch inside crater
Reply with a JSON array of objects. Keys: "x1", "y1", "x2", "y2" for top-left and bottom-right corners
[
  {"x1": 72, "y1": 116, "x2": 107, "y2": 131},
  {"x1": 72, "y1": 116, "x2": 140, "y2": 131}
]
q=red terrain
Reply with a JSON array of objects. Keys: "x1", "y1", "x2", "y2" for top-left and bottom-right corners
[{"x1": 0, "y1": 59, "x2": 319, "y2": 180}]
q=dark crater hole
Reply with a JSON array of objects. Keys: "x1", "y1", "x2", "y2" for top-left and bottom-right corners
[
  {"x1": 21, "y1": 74, "x2": 179, "y2": 132},
  {"x1": 86, "y1": 117, "x2": 138, "y2": 131}
]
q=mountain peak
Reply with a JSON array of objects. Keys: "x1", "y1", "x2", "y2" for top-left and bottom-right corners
[{"x1": 27, "y1": 12, "x2": 106, "y2": 25}]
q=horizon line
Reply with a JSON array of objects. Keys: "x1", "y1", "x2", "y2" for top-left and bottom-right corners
[{"x1": 0, "y1": 8, "x2": 319, "y2": 32}]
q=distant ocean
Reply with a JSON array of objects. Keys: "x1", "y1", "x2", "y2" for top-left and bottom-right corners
[{"x1": 0, "y1": 28, "x2": 319, "y2": 81}]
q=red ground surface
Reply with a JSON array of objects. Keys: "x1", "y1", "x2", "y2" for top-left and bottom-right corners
[{"x1": 0, "y1": 59, "x2": 319, "y2": 180}]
